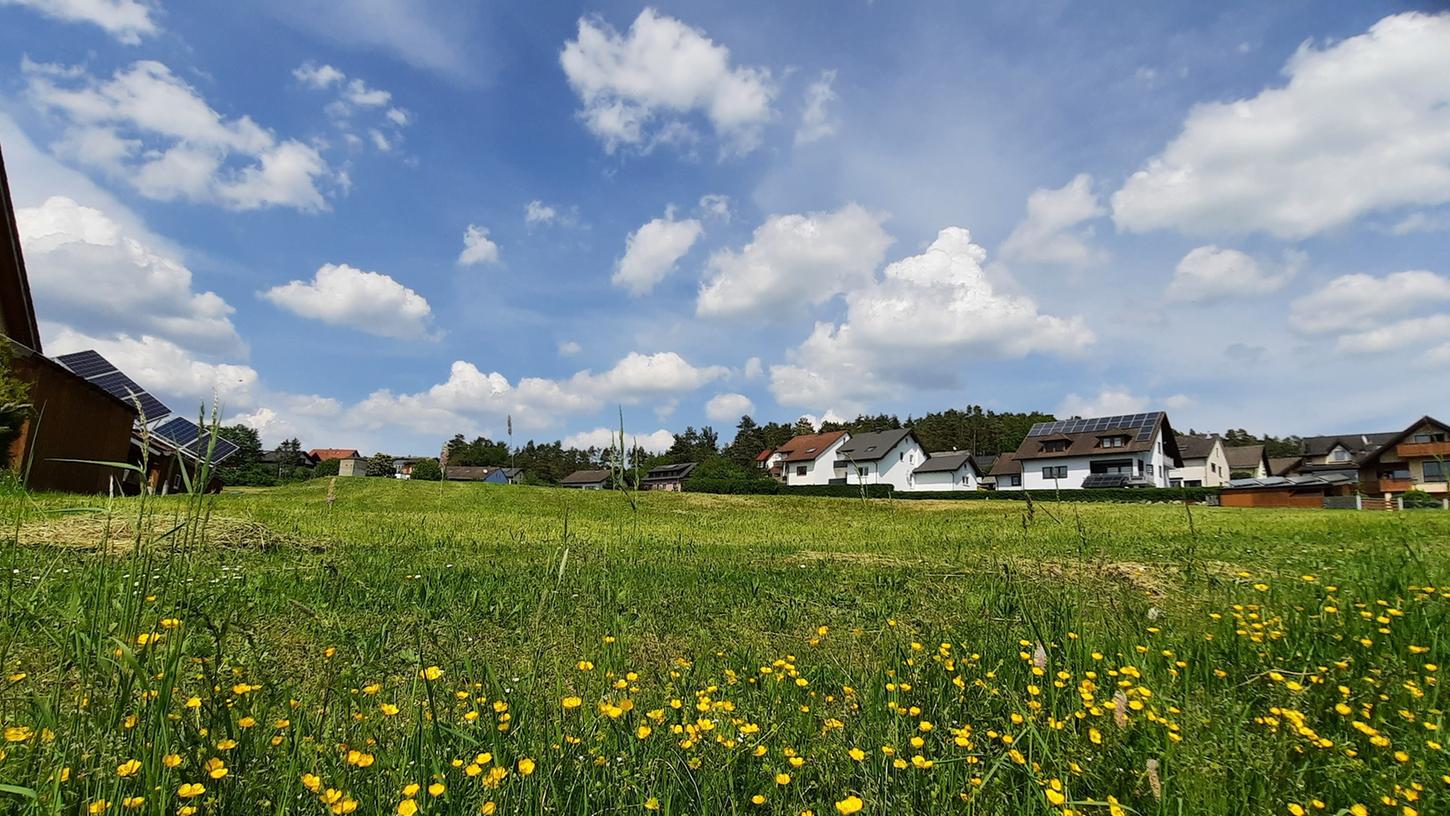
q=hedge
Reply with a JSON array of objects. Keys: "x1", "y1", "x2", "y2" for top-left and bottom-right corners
[{"x1": 684, "y1": 479, "x2": 1218, "y2": 503}]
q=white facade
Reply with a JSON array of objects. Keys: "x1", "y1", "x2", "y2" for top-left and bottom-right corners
[
  {"x1": 1170, "y1": 440, "x2": 1229, "y2": 487},
  {"x1": 1020, "y1": 430, "x2": 1175, "y2": 490},
  {"x1": 841, "y1": 435, "x2": 928, "y2": 491},
  {"x1": 782, "y1": 434, "x2": 850, "y2": 486},
  {"x1": 908, "y1": 461, "x2": 980, "y2": 491}
]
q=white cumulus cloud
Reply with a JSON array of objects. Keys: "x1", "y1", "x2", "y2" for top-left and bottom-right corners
[
  {"x1": 1289, "y1": 270, "x2": 1450, "y2": 336},
  {"x1": 1166, "y1": 246, "x2": 1300, "y2": 303},
  {"x1": 1, "y1": 0, "x2": 157, "y2": 44},
  {"x1": 560, "y1": 8, "x2": 776, "y2": 155},
  {"x1": 795, "y1": 69, "x2": 839, "y2": 145},
  {"x1": 24, "y1": 59, "x2": 335, "y2": 211},
  {"x1": 16, "y1": 195, "x2": 242, "y2": 354},
  {"x1": 999, "y1": 174, "x2": 1105, "y2": 266},
  {"x1": 261, "y1": 263, "x2": 434, "y2": 340},
  {"x1": 769, "y1": 227, "x2": 1093, "y2": 409},
  {"x1": 705, "y1": 392, "x2": 755, "y2": 422},
  {"x1": 1057, "y1": 388, "x2": 1149, "y2": 419},
  {"x1": 457, "y1": 224, "x2": 501, "y2": 266},
  {"x1": 612, "y1": 208, "x2": 703, "y2": 295},
  {"x1": 563, "y1": 427, "x2": 675, "y2": 454},
  {"x1": 1112, "y1": 12, "x2": 1450, "y2": 239},
  {"x1": 697, "y1": 203, "x2": 893, "y2": 319}
]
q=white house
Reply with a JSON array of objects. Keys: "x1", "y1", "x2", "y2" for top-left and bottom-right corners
[
  {"x1": 1224, "y1": 445, "x2": 1270, "y2": 479},
  {"x1": 910, "y1": 451, "x2": 983, "y2": 491},
  {"x1": 835, "y1": 429, "x2": 927, "y2": 490},
  {"x1": 1010, "y1": 412, "x2": 1183, "y2": 490},
  {"x1": 774, "y1": 431, "x2": 850, "y2": 486},
  {"x1": 1170, "y1": 435, "x2": 1230, "y2": 487}
]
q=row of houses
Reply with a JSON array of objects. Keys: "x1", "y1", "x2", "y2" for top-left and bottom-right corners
[{"x1": 748, "y1": 412, "x2": 1450, "y2": 505}]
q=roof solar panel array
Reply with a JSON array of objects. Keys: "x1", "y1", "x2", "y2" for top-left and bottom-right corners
[
  {"x1": 54, "y1": 350, "x2": 172, "y2": 422},
  {"x1": 152, "y1": 417, "x2": 240, "y2": 465},
  {"x1": 1027, "y1": 412, "x2": 1163, "y2": 442}
]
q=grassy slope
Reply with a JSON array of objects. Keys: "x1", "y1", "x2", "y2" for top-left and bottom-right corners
[{"x1": 2, "y1": 480, "x2": 1447, "y2": 815}]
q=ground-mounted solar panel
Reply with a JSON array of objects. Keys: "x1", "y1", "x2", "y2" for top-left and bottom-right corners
[
  {"x1": 152, "y1": 417, "x2": 239, "y2": 465},
  {"x1": 88, "y1": 371, "x2": 171, "y2": 421}
]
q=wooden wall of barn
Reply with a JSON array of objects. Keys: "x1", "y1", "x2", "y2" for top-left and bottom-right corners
[{"x1": 6, "y1": 349, "x2": 135, "y2": 493}]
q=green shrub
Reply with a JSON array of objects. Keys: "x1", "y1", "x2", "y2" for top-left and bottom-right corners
[
  {"x1": 1401, "y1": 489, "x2": 1442, "y2": 509},
  {"x1": 410, "y1": 459, "x2": 443, "y2": 481}
]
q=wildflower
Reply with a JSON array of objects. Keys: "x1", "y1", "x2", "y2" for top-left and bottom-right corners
[
  {"x1": 88, "y1": 800, "x2": 110, "y2": 814},
  {"x1": 645, "y1": 797, "x2": 660, "y2": 811},
  {"x1": 847, "y1": 747, "x2": 866, "y2": 761},
  {"x1": 302, "y1": 774, "x2": 323, "y2": 792},
  {"x1": 518, "y1": 758, "x2": 536, "y2": 776},
  {"x1": 205, "y1": 758, "x2": 227, "y2": 779},
  {"x1": 480, "y1": 803, "x2": 497, "y2": 815},
  {"x1": 636, "y1": 725, "x2": 652, "y2": 739},
  {"x1": 4, "y1": 726, "x2": 33, "y2": 742},
  {"x1": 428, "y1": 782, "x2": 445, "y2": 797},
  {"x1": 397, "y1": 801, "x2": 417, "y2": 816},
  {"x1": 776, "y1": 773, "x2": 791, "y2": 785},
  {"x1": 419, "y1": 666, "x2": 444, "y2": 681},
  {"x1": 116, "y1": 759, "x2": 142, "y2": 777},
  {"x1": 562, "y1": 695, "x2": 582, "y2": 710},
  {"x1": 178, "y1": 783, "x2": 205, "y2": 798},
  {"x1": 401, "y1": 783, "x2": 420, "y2": 797},
  {"x1": 752, "y1": 795, "x2": 767, "y2": 805},
  {"x1": 380, "y1": 703, "x2": 400, "y2": 716},
  {"x1": 121, "y1": 797, "x2": 144, "y2": 809},
  {"x1": 836, "y1": 796, "x2": 864, "y2": 815}
]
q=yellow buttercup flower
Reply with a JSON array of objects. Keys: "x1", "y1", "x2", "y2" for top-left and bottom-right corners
[
  {"x1": 517, "y1": 758, "x2": 536, "y2": 776},
  {"x1": 835, "y1": 796, "x2": 864, "y2": 815},
  {"x1": 116, "y1": 758, "x2": 141, "y2": 777}
]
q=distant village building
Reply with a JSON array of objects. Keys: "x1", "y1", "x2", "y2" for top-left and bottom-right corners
[
  {"x1": 1001, "y1": 412, "x2": 1182, "y2": 490},
  {"x1": 641, "y1": 462, "x2": 696, "y2": 491},
  {"x1": 1224, "y1": 444, "x2": 1270, "y2": 479},
  {"x1": 1170, "y1": 435, "x2": 1230, "y2": 487},
  {"x1": 769, "y1": 431, "x2": 849, "y2": 486},
  {"x1": 1358, "y1": 416, "x2": 1449, "y2": 498},
  {"x1": 337, "y1": 457, "x2": 370, "y2": 477},
  {"x1": 835, "y1": 429, "x2": 927, "y2": 490},
  {"x1": 311, "y1": 448, "x2": 362, "y2": 462},
  {"x1": 444, "y1": 465, "x2": 518, "y2": 484},
  {"x1": 560, "y1": 469, "x2": 610, "y2": 489},
  {"x1": 910, "y1": 451, "x2": 983, "y2": 491}
]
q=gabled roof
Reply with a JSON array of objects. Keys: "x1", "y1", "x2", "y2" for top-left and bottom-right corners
[
  {"x1": 1176, "y1": 434, "x2": 1221, "y2": 460},
  {"x1": 1224, "y1": 444, "x2": 1268, "y2": 471},
  {"x1": 1012, "y1": 413, "x2": 1182, "y2": 465},
  {"x1": 975, "y1": 453, "x2": 999, "y2": 472},
  {"x1": 1301, "y1": 432, "x2": 1396, "y2": 458},
  {"x1": 1268, "y1": 456, "x2": 1303, "y2": 476},
  {"x1": 988, "y1": 452, "x2": 1021, "y2": 476},
  {"x1": 444, "y1": 465, "x2": 502, "y2": 481},
  {"x1": 914, "y1": 450, "x2": 980, "y2": 475},
  {"x1": 310, "y1": 448, "x2": 361, "y2": 461},
  {"x1": 835, "y1": 429, "x2": 916, "y2": 462},
  {"x1": 775, "y1": 431, "x2": 847, "y2": 463},
  {"x1": 561, "y1": 468, "x2": 611, "y2": 485},
  {"x1": 754, "y1": 447, "x2": 776, "y2": 462},
  {"x1": 643, "y1": 462, "x2": 696, "y2": 481},
  {"x1": 1359, "y1": 416, "x2": 1450, "y2": 467}
]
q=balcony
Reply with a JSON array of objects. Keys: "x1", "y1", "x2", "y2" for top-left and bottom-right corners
[
  {"x1": 1365, "y1": 478, "x2": 1413, "y2": 494},
  {"x1": 1396, "y1": 441, "x2": 1450, "y2": 458}
]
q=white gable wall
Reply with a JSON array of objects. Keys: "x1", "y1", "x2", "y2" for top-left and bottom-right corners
[
  {"x1": 1020, "y1": 428, "x2": 1174, "y2": 489},
  {"x1": 782, "y1": 435, "x2": 849, "y2": 486},
  {"x1": 909, "y1": 463, "x2": 979, "y2": 491},
  {"x1": 841, "y1": 436, "x2": 927, "y2": 490}
]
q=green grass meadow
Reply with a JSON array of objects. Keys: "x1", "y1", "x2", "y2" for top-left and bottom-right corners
[{"x1": 1, "y1": 479, "x2": 1447, "y2": 815}]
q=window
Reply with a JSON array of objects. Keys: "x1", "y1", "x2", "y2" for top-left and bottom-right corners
[
  {"x1": 1005, "y1": 474, "x2": 1021, "y2": 487},
  {"x1": 857, "y1": 466, "x2": 868, "y2": 477},
  {"x1": 1424, "y1": 460, "x2": 1446, "y2": 482},
  {"x1": 1329, "y1": 447, "x2": 1351, "y2": 462},
  {"x1": 1042, "y1": 465, "x2": 1067, "y2": 479},
  {"x1": 899, "y1": 452, "x2": 905, "y2": 461},
  {"x1": 1100, "y1": 435, "x2": 1127, "y2": 448},
  {"x1": 795, "y1": 465, "x2": 807, "y2": 477},
  {"x1": 1090, "y1": 459, "x2": 1134, "y2": 475},
  {"x1": 1041, "y1": 440, "x2": 1068, "y2": 453}
]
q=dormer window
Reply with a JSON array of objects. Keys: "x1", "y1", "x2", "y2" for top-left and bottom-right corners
[
  {"x1": 1328, "y1": 447, "x2": 1351, "y2": 462},
  {"x1": 1041, "y1": 440, "x2": 1068, "y2": 453},
  {"x1": 1099, "y1": 435, "x2": 1128, "y2": 448}
]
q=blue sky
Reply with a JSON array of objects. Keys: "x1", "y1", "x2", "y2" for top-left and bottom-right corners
[{"x1": 2, "y1": 0, "x2": 1448, "y2": 455}]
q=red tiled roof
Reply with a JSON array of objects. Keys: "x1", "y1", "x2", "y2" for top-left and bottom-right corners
[
  {"x1": 310, "y1": 448, "x2": 361, "y2": 461},
  {"x1": 755, "y1": 447, "x2": 776, "y2": 461},
  {"x1": 775, "y1": 431, "x2": 847, "y2": 463}
]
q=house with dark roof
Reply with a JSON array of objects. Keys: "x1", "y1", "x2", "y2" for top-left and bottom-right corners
[
  {"x1": 641, "y1": 461, "x2": 696, "y2": 491},
  {"x1": 987, "y1": 452, "x2": 1021, "y2": 489},
  {"x1": 1170, "y1": 434, "x2": 1229, "y2": 487},
  {"x1": 1295, "y1": 431, "x2": 1397, "y2": 479},
  {"x1": 1357, "y1": 416, "x2": 1450, "y2": 498},
  {"x1": 772, "y1": 430, "x2": 849, "y2": 486},
  {"x1": 1004, "y1": 412, "x2": 1182, "y2": 489},
  {"x1": 560, "y1": 468, "x2": 611, "y2": 489},
  {"x1": 1224, "y1": 445, "x2": 1270, "y2": 479},
  {"x1": 910, "y1": 450, "x2": 983, "y2": 491},
  {"x1": 1268, "y1": 456, "x2": 1303, "y2": 477},
  {"x1": 444, "y1": 465, "x2": 512, "y2": 484},
  {"x1": 834, "y1": 429, "x2": 927, "y2": 490}
]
